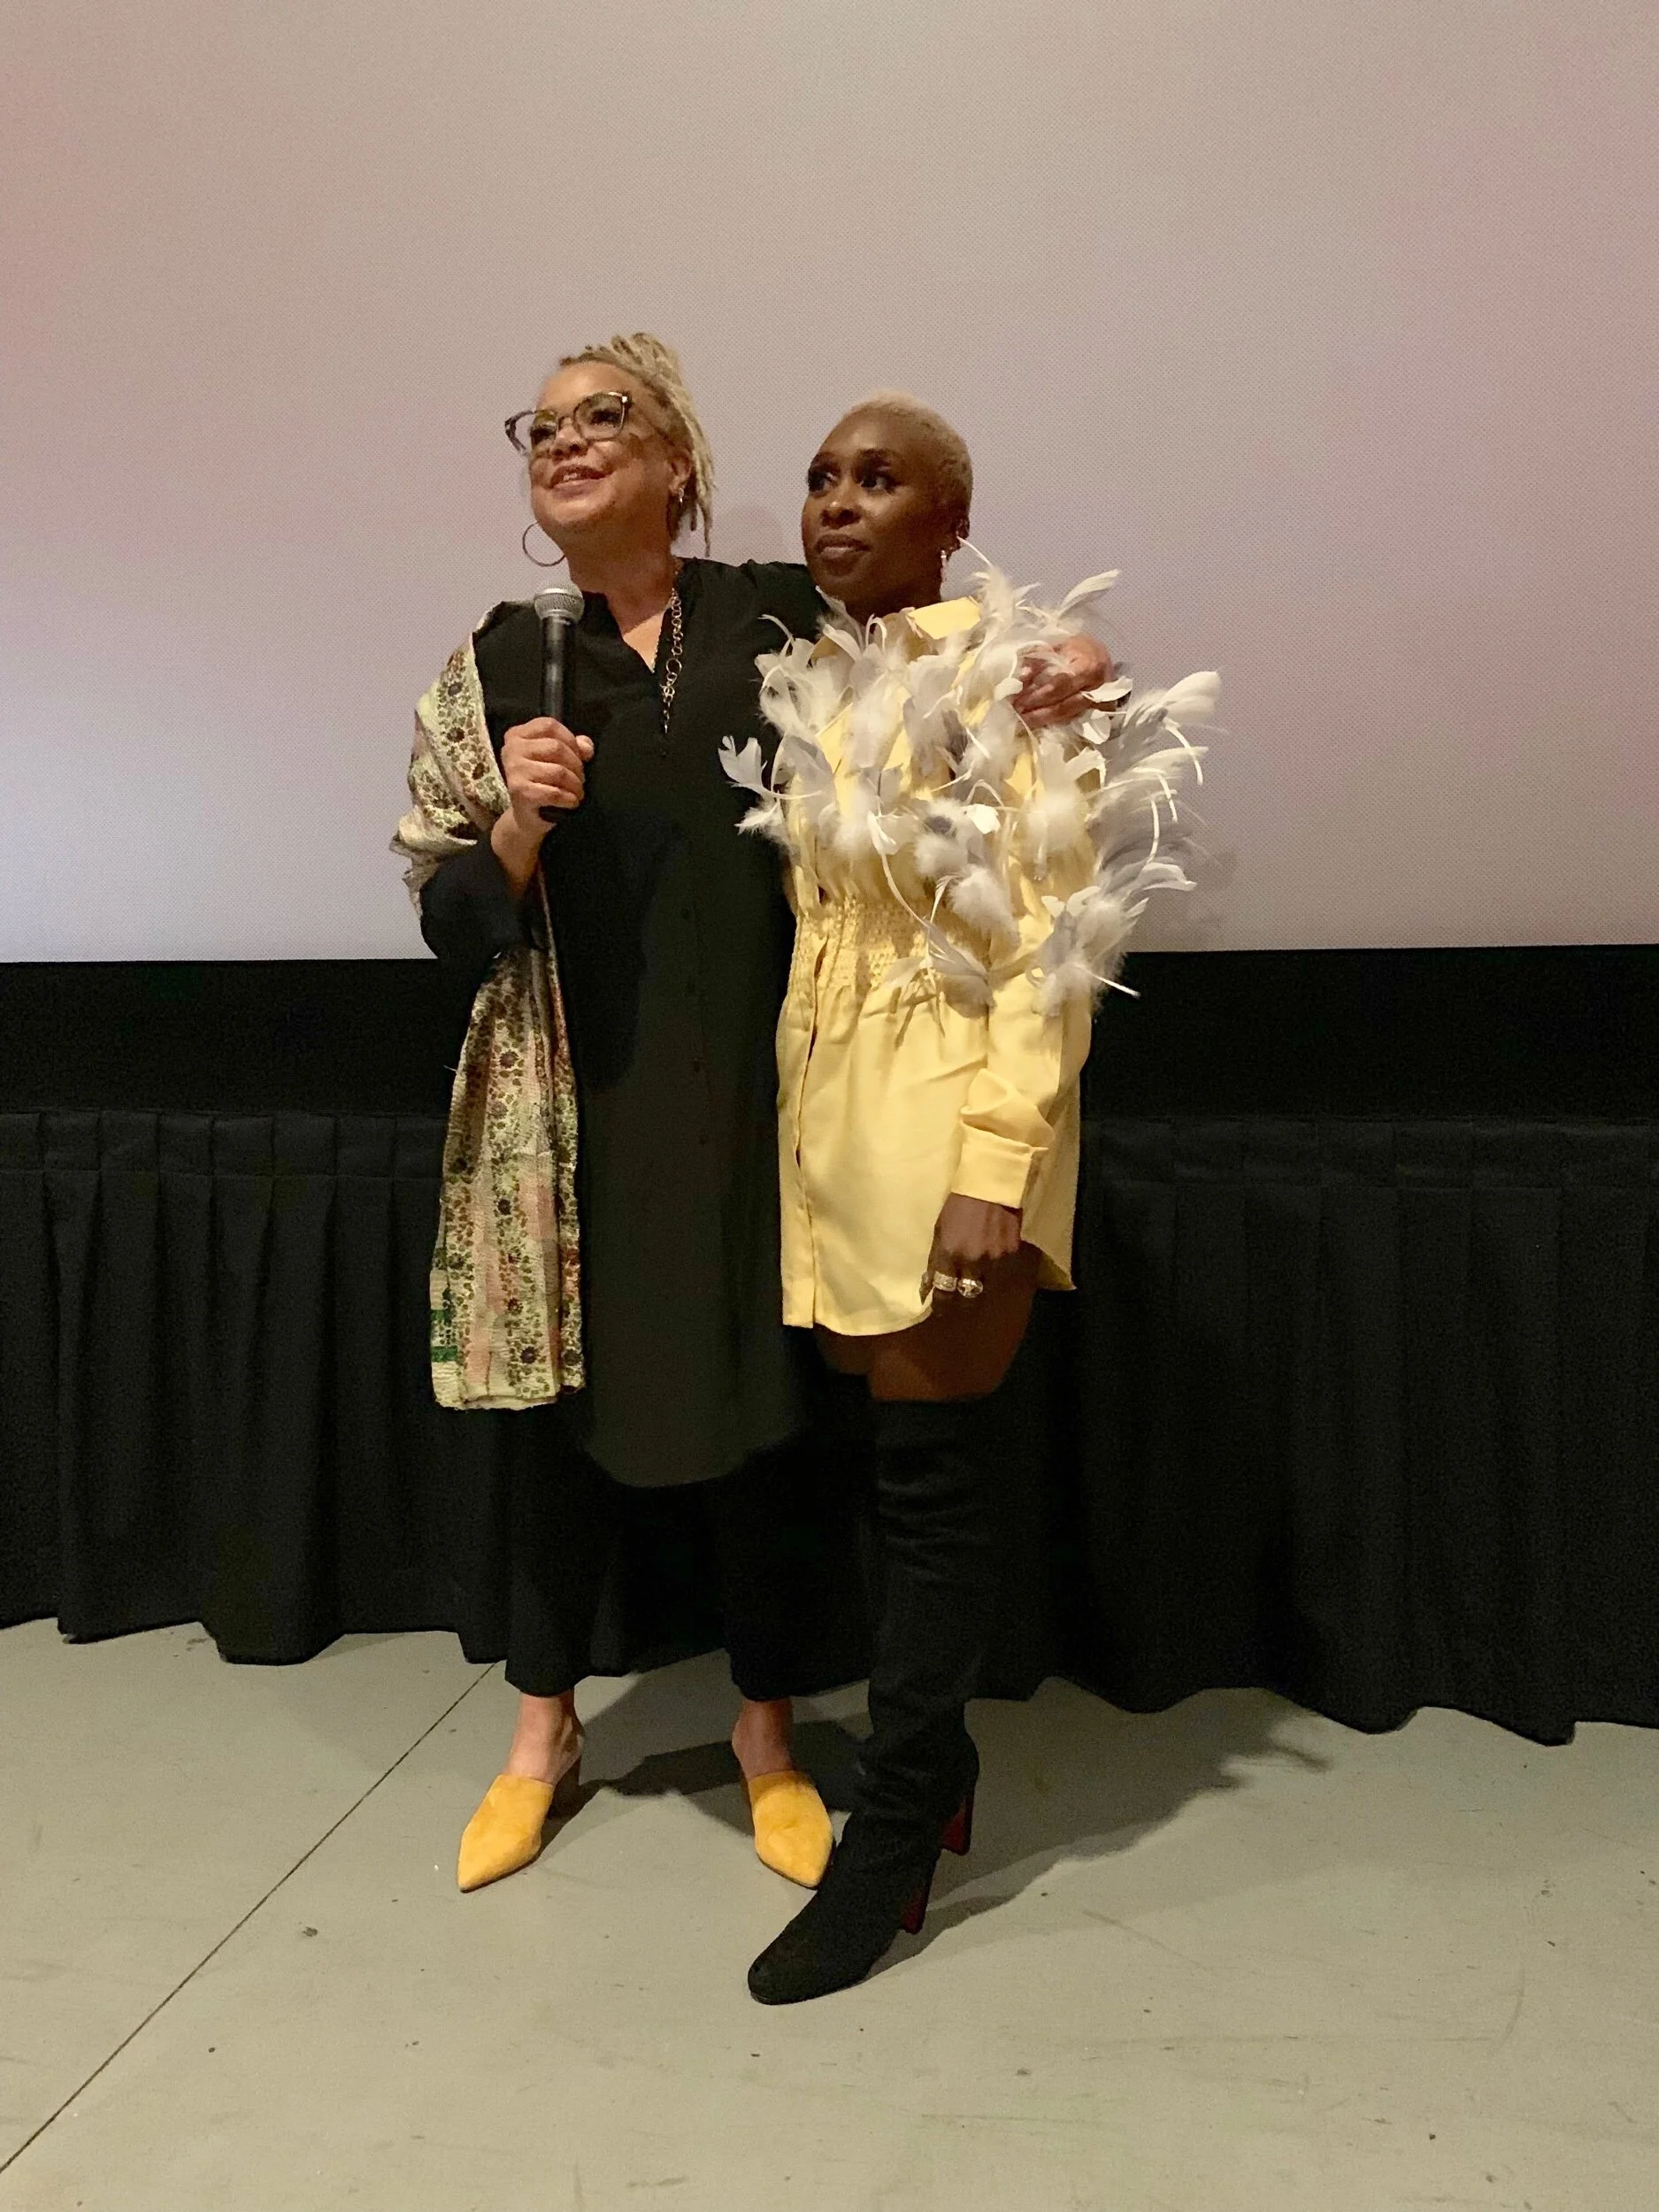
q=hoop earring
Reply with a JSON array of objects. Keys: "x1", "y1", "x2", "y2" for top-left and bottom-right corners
[{"x1": 522, "y1": 521, "x2": 566, "y2": 569}]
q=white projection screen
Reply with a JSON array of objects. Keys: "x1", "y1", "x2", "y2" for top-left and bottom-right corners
[{"x1": 3, "y1": 0, "x2": 1656, "y2": 959}]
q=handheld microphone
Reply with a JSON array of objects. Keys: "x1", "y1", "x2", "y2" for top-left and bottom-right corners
[{"x1": 533, "y1": 582, "x2": 585, "y2": 822}]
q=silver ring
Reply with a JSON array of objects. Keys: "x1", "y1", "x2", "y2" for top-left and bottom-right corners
[
  {"x1": 956, "y1": 1277, "x2": 985, "y2": 1301},
  {"x1": 928, "y1": 1271, "x2": 960, "y2": 1296}
]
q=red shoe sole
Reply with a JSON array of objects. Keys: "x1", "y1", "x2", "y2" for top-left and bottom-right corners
[
  {"x1": 900, "y1": 1786, "x2": 976, "y2": 1936},
  {"x1": 941, "y1": 1784, "x2": 975, "y2": 1859}
]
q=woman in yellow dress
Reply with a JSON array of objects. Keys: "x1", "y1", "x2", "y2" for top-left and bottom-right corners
[{"x1": 729, "y1": 395, "x2": 1218, "y2": 2001}]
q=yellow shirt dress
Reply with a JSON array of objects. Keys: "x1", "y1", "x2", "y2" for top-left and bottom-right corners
[{"x1": 722, "y1": 576, "x2": 1217, "y2": 1339}]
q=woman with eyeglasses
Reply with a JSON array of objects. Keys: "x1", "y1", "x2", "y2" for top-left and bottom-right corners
[
  {"x1": 394, "y1": 335, "x2": 1110, "y2": 1902},
  {"x1": 733, "y1": 395, "x2": 1216, "y2": 2001}
]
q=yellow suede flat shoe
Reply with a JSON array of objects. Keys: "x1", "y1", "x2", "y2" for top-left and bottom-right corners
[
  {"x1": 457, "y1": 1760, "x2": 581, "y2": 1893},
  {"x1": 744, "y1": 1769, "x2": 833, "y2": 1888}
]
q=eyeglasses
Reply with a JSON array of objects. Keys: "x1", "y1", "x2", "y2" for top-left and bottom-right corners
[{"x1": 504, "y1": 391, "x2": 641, "y2": 457}]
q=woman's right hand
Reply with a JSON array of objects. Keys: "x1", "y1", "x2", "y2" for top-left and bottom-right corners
[
  {"x1": 503, "y1": 717, "x2": 593, "y2": 831},
  {"x1": 491, "y1": 718, "x2": 594, "y2": 890}
]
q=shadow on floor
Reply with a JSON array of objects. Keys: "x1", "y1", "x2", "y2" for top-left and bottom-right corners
[
  {"x1": 593, "y1": 1716, "x2": 867, "y2": 1830},
  {"x1": 907, "y1": 1684, "x2": 1326, "y2": 1963},
  {"x1": 562, "y1": 1659, "x2": 1325, "y2": 1967}
]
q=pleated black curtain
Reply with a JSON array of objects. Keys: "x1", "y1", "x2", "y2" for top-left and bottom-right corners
[
  {"x1": 4, "y1": 1103, "x2": 1656, "y2": 1744},
  {"x1": 1065, "y1": 1119, "x2": 1659, "y2": 1740}
]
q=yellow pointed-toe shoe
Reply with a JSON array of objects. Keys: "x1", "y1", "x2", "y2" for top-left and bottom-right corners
[
  {"x1": 744, "y1": 1769, "x2": 833, "y2": 1888},
  {"x1": 457, "y1": 1761, "x2": 580, "y2": 1893}
]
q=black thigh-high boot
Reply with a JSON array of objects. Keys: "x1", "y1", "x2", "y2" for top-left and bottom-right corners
[{"x1": 748, "y1": 1395, "x2": 998, "y2": 2005}]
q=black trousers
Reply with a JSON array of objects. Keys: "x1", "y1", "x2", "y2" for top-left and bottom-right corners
[{"x1": 506, "y1": 1426, "x2": 865, "y2": 1702}]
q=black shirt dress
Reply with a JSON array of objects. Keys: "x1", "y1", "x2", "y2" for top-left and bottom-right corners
[{"x1": 419, "y1": 557, "x2": 826, "y2": 1491}]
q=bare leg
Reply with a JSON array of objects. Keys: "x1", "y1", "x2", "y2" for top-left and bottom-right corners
[
  {"x1": 503, "y1": 1688, "x2": 583, "y2": 1783},
  {"x1": 819, "y1": 1242, "x2": 1041, "y2": 1404},
  {"x1": 732, "y1": 1695, "x2": 797, "y2": 1780},
  {"x1": 458, "y1": 1686, "x2": 586, "y2": 1892}
]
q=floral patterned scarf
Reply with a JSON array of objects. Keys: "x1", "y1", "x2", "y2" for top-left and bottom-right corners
[{"x1": 392, "y1": 634, "x2": 583, "y2": 1409}]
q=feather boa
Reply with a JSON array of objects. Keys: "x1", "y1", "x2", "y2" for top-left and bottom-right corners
[{"x1": 721, "y1": 562, "x2": 1218, "y2": 1012}]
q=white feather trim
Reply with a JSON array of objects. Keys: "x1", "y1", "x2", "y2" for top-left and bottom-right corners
[
  {"x1": 947, "y1": 863, "x2": 1018, "y2": 943},
  {"x1": 739, "y1": 796, "x2": 794, "y2": 848},
  {"x1": 1054, "y1": 569, "x2": 1121, "y2": 621},
  {"x1": 913, "y1": 828, "x2": 968, "y2": 884},
  {"x1": 718, "y1": 735, "x2": 771, "y2": 797},
  {"x1": 725, "y1": 559, "x2": 1217, "y2": 1009},
  {"x1": 1151, "y1": 670, "x2": 1221, "y2": 726},
  {"x1": 920, "y1": 922, "x2": 995, "y2": 1010},
  {"x1": 1020, "y1": 787, "x2": 1089, "y2": 875}
]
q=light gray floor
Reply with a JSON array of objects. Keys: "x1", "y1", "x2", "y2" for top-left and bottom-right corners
[{"x1": 2, "y1": 1622, "x2": 1656, "y2": 2211}]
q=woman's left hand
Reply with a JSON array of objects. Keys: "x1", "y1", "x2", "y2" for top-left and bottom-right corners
[
  {"x1": 1012, "y1": 634, "x2": 1116, "y2": 727},
  {"x1": 923, "y1": 1195, "x2": 1025, "y2": 1301}
]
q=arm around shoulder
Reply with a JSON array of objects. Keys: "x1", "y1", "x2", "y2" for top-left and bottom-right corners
[{"x1": 744, "y1": 559, "x2": 827, "y2": 640}]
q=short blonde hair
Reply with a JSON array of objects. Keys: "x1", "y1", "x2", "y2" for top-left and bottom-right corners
[
  {"x1": 842, "y1": 389, "x2": 973, "y2": 519},
  {"x1": 559, "y1": 332, "x2": 715, "y2": 551}
]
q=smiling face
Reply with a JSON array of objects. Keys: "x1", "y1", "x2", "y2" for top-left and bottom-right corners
[
  {"x1": 526, "y1": 359, "x2": 693, "y2": 563},
  {"x1": 802, "y1": 407, "x2": 970, "y2": 623}
]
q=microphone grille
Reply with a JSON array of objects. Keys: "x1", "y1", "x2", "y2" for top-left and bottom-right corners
[{"x1": 534, "y1": 583, "x2": 585, "y2": 624}]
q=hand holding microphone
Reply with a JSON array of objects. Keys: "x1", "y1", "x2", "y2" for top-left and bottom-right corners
[
  {"x1": 500, "y1": 715, "x2": 593, "y2": 832},
  {"x1": 489, "y1": 582, "x2": 592, "y2": 892},
  {"x1": 531, "y1": 582, "x2": 586, "y2": 820}
]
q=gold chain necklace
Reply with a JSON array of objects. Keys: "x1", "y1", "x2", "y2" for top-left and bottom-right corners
[{"x1": 657, "y1": 585, "x2": 685, "y2": 739}]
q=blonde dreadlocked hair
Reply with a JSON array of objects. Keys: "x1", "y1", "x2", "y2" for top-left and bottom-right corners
[{"x1": 559, "y1": 333, "x2": 716, "y2": 553}]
